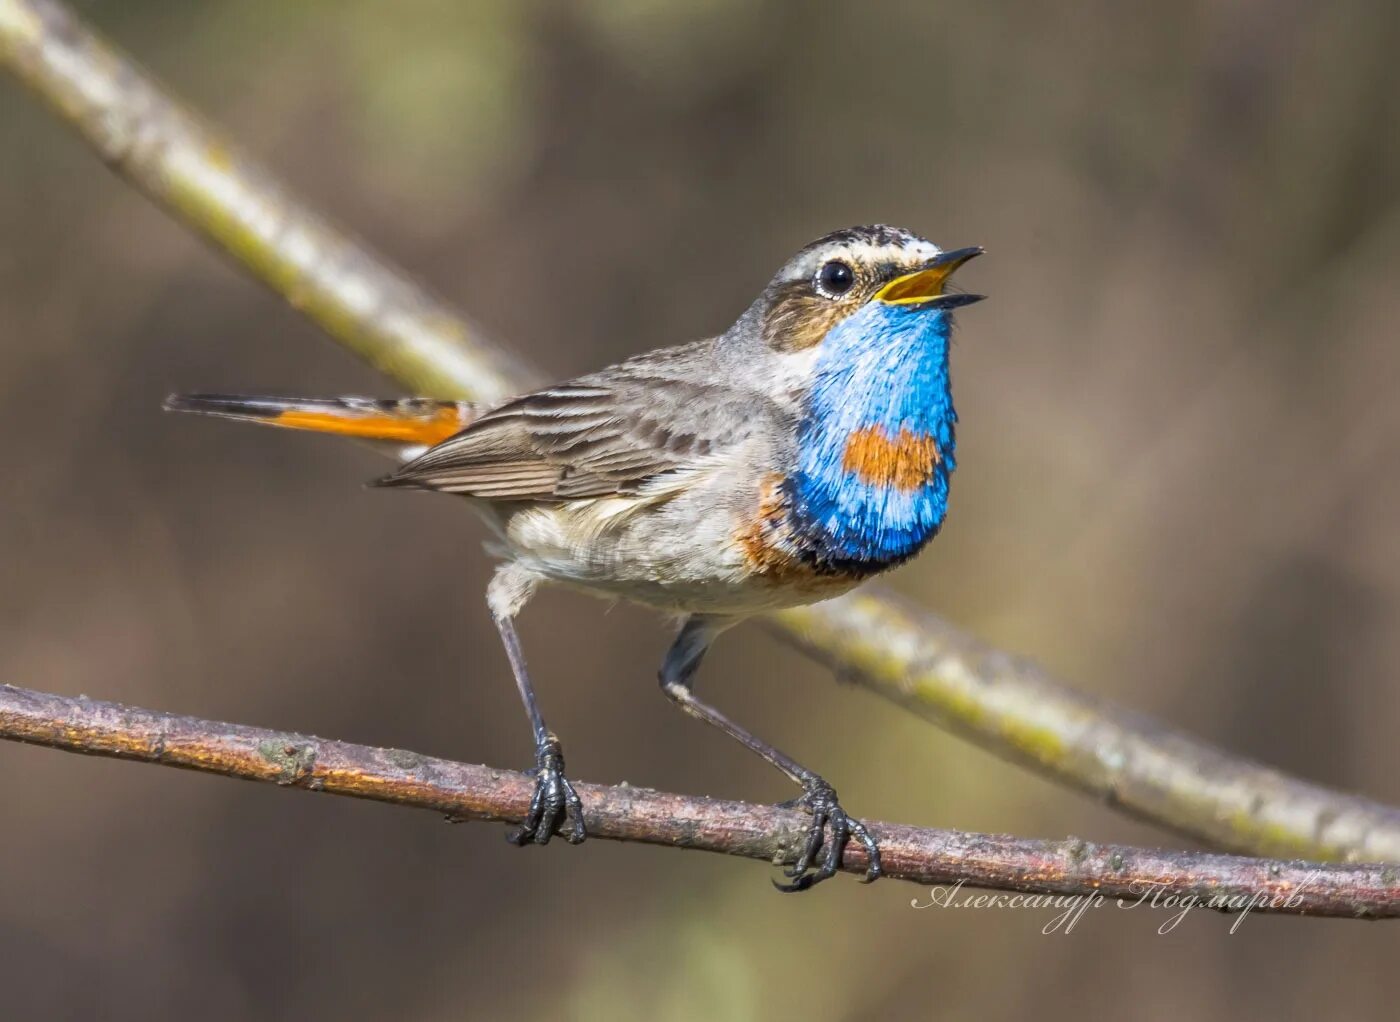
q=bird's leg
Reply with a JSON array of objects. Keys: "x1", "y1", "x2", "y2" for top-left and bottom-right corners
[
  {"x1": 659, "y1": 616, "x2": 880, "y2": 891},
  {"x1": 488, "y1": 567, "x2": 584, "y2": 846}
]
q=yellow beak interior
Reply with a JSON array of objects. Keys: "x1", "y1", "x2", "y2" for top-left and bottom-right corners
[{"x1": 873, "y1": 248, "x2": 982, "y2": 305}]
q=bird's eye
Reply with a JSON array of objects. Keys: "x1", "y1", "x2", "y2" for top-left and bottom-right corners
[{"x1": 815, "y1": 260, "x2": 855, "y2": 299}]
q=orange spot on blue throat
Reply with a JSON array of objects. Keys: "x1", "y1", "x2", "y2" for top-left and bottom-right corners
[{"x1": 840, "y1": 426, "x2": 940, "y2": 492}]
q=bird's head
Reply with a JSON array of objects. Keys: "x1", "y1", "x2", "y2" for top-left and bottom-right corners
[{"x1": 757, "y1": 225, "x2": 983, "y2": 353}]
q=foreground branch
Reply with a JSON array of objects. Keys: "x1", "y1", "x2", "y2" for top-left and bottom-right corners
[
  {"x1": 2, "y1": 685, "x2": 1396, "y2": 918},
  {"x1": 3, "y1": 0, "x2": 1399, "y2": 864}
]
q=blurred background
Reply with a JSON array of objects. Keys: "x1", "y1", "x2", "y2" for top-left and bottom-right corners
[{"x1": 1, "y1": 0, "x2": 1397, "y2": 1018}]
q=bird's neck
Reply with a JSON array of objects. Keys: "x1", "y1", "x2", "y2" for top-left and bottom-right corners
[{"x1": 786, "y1": 304, "x2": 956, "y2": 574}]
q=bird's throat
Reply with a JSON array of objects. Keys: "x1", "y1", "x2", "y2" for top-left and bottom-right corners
[{"x1": 785, "y1": 304, "x2": 956, "y2": 573}]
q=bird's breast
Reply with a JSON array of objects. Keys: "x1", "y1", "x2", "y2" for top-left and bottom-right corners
[
  {"x1": 731, "y1": 473, "x2": 872, "y2": 597},
  {"x1": 779, "y1": 423, "x2": 949, "y2": 575}
]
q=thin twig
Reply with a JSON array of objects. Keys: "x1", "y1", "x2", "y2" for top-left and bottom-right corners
[
  {"x1": 2, "y1": 0, "x2": 1398, "y2": 864},
  {"x1": 2, "y1": 684, "x2": 1396, "y2": 918}
]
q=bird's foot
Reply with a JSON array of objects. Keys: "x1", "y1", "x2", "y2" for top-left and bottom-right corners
[
  {"x1": 507, "y1": 734, "x2": 586, "y2": 846},
  {"x1": 773, "y1": 778, "x2": 881, "y2": 892}
]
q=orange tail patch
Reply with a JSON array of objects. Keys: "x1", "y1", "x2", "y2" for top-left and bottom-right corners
[{"x1": 164, "y1": 394, "x2": 475, "y2": 447}]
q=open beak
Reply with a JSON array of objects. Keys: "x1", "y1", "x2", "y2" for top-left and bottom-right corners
[{"x1": 873, "y1": 246, "x2": 984, "y2": 309}]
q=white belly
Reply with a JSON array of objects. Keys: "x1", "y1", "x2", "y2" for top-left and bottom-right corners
[{"x1": 479, "y1": 459, "x2": 856, "y2": 615}]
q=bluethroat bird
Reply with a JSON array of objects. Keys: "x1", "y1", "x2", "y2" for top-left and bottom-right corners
[{"x1": 166, "y1": 225, "x2": 983, "y2": 891}]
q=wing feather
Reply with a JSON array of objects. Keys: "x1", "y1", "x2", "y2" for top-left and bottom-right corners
[{"x1": 376, "y1": 339, "x2": 776, "y2": 500}]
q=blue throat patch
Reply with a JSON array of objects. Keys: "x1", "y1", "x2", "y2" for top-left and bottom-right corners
[{"x1": 786, "y1": 301, "x2": 957, "y2": 573}]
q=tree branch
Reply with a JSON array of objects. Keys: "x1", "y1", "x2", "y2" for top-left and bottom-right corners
[
  {"x1": 0, "y1": 0, "x2": 533, "y2": 403},
  {"x1": 2, "y1": 0, "x2": 1398, "y2": 865},
  {"x1": 774, "y1": 595, "x2": 1400, "y2": 862},
  {"x1": 2, "y1": 684, "x2": 1396, "y2": 919}
]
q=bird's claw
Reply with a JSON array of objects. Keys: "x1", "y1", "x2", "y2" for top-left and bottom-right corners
[
  {"x1": 773, "y1": 779, "x2": 881, "y2": 892},
  {"x1": 507, "y1": 735, "x2": 586, "y2": 846}
]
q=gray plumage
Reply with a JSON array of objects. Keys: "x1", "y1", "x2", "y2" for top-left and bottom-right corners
[{"x1": 376, "y1": 337, "x2": 789, "y2": 501}]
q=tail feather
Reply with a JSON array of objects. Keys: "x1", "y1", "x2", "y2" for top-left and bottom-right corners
[{"x1": 164, "y1": 394, "x2": 475, "y2": 447}]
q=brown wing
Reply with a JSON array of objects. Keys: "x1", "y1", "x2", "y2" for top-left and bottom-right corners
[{"x1": 374, "y1": 340, "x2": 769, "y2": 500}]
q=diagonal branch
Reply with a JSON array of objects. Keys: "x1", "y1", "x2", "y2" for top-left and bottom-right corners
[
  {"x1": 2, "y1": 684, "x2": 1397, "y2": 919},
  {"x1": 774, "y1": 596, "x2": 1400, "y2": 861},
  {"x1": 2, "y1": 0, "x2": 1398, "y2": 864},
  {"x1": 0, "y1": 0, "x2": 533, "y2": 404}
]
